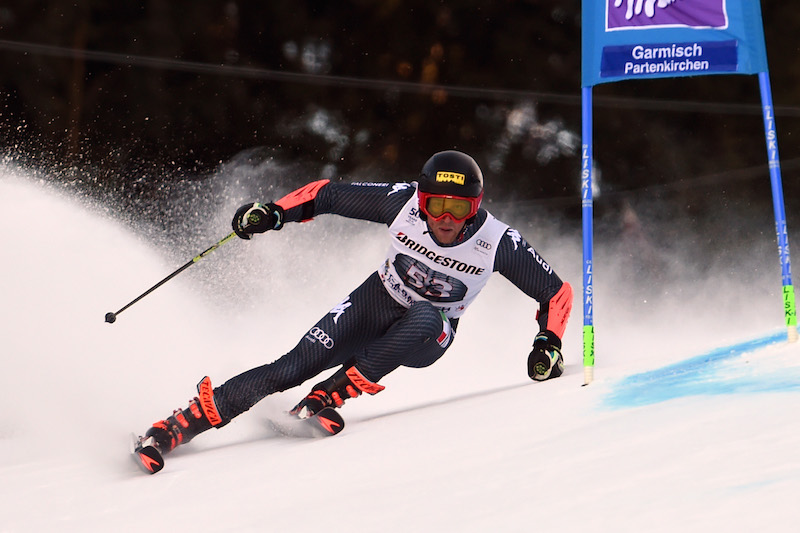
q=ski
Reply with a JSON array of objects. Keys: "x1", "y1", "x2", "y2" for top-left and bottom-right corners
[
  {"x1": 130, "y1": 433, "x2": 165, "y2": 475},
  {"x1": 129, "y1": 409, "x2": 343, "y2": 474},
  {"x1": 268, "y1": 407, "x2": 346, "y2": 438}
]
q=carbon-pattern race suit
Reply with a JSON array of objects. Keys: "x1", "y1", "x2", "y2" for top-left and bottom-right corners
[{"x1": 212, "y1": 181, "x2": 571, "y2": 421}]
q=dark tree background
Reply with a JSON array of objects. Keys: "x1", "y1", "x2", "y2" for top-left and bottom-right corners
[{"x1": 0, "y1": 1, "x2": 798, "y2": 230}]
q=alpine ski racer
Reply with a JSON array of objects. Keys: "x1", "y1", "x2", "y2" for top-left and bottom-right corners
[{"x1": 135, "y1": 150, "x2": 573, "y2": 469}]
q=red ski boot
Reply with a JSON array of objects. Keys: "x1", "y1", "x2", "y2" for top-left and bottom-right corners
[
  {"x1": 290, "y1": 365, "x2": 384, "y2": 420},
  {"x1": 144, "y1": 376, "x2": 227, "y2": 453}
]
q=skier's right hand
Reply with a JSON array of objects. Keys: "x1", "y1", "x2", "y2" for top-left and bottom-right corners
[{"x1": 232, "y1": 202, "x2": 284, "y2": 239}]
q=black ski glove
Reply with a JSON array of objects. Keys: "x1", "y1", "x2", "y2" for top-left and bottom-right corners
[
  {"x1": 232, "y1": 202, "x2": 284, "y2": 239},
  {"x1": 527, "y1": 330, "x2": 564, "y2": 381}
]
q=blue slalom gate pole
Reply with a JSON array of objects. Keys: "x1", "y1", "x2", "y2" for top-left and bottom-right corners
[
  {"x1": 758, "y1": 72, "x2": 798, "y2": 342},
  {"x1": 581, "y1": 86, "x2": 595, "y2": 384}
]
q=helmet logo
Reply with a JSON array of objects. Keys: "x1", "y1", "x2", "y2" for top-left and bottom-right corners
[{"x1": 435, "y1": 171, "x2": 465, "y2": 185}]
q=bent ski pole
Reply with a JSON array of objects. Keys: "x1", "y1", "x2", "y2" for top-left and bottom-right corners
[{"x1": 105, "y1": 231, "x2": 238, "y2": 324}]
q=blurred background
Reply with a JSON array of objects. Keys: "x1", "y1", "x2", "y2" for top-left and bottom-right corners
[{"x1": 0, "y1": 1, "x2": 798, "y2": 283}]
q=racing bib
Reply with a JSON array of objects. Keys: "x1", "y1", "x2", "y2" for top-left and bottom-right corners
[{"x1": 379, "y1": 190, "x2": 507, "y2": 318}]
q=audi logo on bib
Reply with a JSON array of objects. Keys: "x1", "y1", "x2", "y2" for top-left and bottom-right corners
[{"x1": 306, "y1": 327, "x2": 334, "y2": 349}]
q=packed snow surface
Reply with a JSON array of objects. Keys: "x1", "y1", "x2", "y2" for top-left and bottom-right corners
[{"x1": 1, "y1": 168, "x2": 799, "y2": 532}]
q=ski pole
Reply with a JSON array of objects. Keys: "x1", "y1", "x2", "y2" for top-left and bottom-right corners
[{"x1": 104, "y1": 231, "x2": 238, "y2": 324}]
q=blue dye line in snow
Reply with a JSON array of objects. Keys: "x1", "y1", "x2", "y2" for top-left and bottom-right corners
[{"x1": 605, "y1": 328, "x2": 800, "y2": 408}]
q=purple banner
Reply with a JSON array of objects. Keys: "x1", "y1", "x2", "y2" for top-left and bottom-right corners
[{"x1": 607, "y1": 0, "x2": 728, "y2": 30}]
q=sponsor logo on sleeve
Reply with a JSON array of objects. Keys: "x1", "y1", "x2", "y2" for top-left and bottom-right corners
[
  {"x1": 507, "y1": 229, "x2": 523, "y2": 251},
  {"x1": 389, "y1": 183, "x2": 412, "y2": 195}
]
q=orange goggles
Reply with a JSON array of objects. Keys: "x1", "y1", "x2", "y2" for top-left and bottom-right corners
[{"x1": 419, "y1": 192, "x2": 482, "y2": 222}]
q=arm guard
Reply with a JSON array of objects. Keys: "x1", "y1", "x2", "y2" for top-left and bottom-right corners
[
  {"x1": 543, "y1": 282, "x2": 573, "y2": 339},
  {"x1": 274, "y1": 179, "x2": 331, "y2": 222}
]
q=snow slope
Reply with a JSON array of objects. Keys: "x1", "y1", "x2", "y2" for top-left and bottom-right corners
[{"x1": 1, "y1": 166, "x2": 799, "y2": 532}]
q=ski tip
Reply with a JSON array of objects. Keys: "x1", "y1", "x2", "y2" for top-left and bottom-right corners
[
  {"x1": 314, "y1": 407, "x2": 345, "y2": 436},
  {"x1": 135, "y1": 447, "x2": 165, "y2": 474},
  {"x1": 131, "y1": 434, "x2": 165, "y2": 474}
]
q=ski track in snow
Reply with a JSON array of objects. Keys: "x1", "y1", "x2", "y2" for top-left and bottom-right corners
[{"x1": 1, "y1": 167, "x2": 799, "y2": 532}]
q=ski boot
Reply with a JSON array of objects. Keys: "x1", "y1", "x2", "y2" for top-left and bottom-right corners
[
  {"x1": 290, "y1": 364, "x2": 385, "y2": 419},
  {"x1": 144, "y1": 376, "x2": 228, "y2": 453}
]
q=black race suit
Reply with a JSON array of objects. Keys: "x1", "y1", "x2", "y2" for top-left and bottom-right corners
[{"x1": 212, "y1": 182, "x2": 567, "y2": 421}]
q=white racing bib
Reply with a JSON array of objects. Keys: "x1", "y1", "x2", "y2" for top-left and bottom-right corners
[{"x1": 379, "y1": 190, "x2": 508, "y2": 319}]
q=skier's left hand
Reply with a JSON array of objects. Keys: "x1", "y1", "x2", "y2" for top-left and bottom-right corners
[{"x1": 528, "y1": 330, "x2": 564, "y2": 381}]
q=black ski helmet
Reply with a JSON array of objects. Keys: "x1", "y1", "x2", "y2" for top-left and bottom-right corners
[{"x1": 418, "y1": 150, "x2": 484, "y2": 198}]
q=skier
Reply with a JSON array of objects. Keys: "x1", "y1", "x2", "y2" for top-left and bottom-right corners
[{"x1": 141, "y1": 150, "x2": 573, "y2": 455}]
